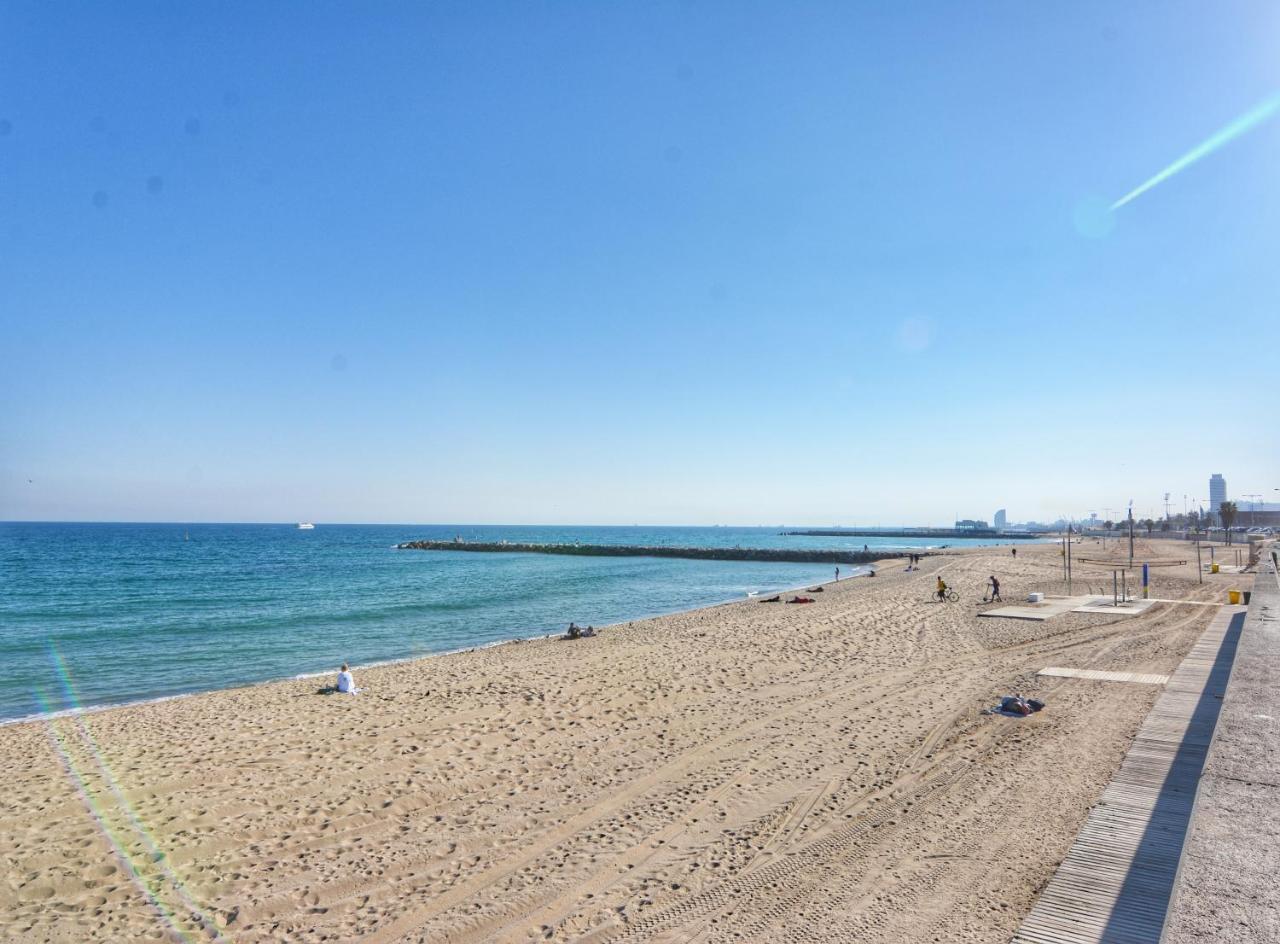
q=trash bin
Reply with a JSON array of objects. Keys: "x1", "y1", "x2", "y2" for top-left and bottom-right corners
[
  {"x1": 1211, "y1": 563, "x2": 1220, "y2": 574},
  {"x1": 1228, "y1": 589, "x2": 1241, "y2": 605},
  {"x1": 1243, "y1": 591, "x2": 1252, "y2": 605}
]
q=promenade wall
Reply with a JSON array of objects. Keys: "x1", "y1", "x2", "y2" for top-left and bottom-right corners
[{"x1": 1162, "y1": 552, "x2": 1280, "y2": 942}]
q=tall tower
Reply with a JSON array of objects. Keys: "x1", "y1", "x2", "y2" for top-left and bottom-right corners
[
  {"x1": 993, "y1": 509, "x2": 1007, "y2": 532},
  {"x1": 1209, "y1": 474, "x2": 1227, "y2": 523}
]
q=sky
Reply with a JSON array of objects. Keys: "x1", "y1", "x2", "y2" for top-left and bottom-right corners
[{"x1": 2, "y1": 1, "x2": 1278, "y2": 526}]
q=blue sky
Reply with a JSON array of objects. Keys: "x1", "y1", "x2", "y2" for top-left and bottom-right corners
[{"x1": 2, "y1": 1, "x2": 1277, "y2": 525}]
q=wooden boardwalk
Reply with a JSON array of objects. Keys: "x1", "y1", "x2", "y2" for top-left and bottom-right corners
[{"x1": 1012, "y1": 605, "x2": 1247, "y2": 944}]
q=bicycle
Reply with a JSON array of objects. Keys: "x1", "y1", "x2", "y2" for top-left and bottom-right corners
[{"x1": 933, "y1": 588, "x2": 959, "y2": 603}]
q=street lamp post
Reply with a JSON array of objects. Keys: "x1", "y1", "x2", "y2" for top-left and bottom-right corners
[{"x1": 1244, "y1": 494, "x2": 1262, "y2": 528}]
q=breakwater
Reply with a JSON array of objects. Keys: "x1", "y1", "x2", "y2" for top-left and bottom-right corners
[
  {"x1": 397, "y1": 540, "x2": 908, "y2": 565},
  {"x1": 785, "y1": 529, "x2": 1038, "y2": 540}
]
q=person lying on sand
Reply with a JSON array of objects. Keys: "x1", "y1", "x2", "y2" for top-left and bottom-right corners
[
  {"x1": 580, "y1": 626, "x2": 596, "y2": 637},
  {"x1": 758, "y1": 595, "x2": 782, "y2": 603},
  {"x1": 996, "y1": 695, "x2": 1044, "y2": 716},
  {"x1": 787, "y1": 596, "x2": 815, "y2": 604},
  {"x1": 336, "y1": 663, "x2": 360, "y2": 694}
]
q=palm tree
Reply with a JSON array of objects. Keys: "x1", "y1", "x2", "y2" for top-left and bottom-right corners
[{"x1": 1219, "y1": 501, "x2": 1238, "y2": 544}]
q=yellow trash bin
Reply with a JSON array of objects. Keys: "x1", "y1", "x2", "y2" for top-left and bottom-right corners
[
  {"x1": 1211, "y1": 562, "x2": 1220, "y2": 574},
  {"x1": 1228, "y1": 589, "x2": 1241, "y2": 605}
]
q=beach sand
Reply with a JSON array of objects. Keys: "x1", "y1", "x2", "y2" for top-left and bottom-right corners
[{"x1": 1, "y1": 539, "x2": 1239, "y2": 942}]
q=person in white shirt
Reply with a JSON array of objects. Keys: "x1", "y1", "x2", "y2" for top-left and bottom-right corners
[{"x1": 336, "y1": 663, "x2": 359, "y2": 694}]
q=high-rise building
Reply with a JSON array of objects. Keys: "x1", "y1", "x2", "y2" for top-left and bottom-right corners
[
  {"x1": 1209, "y1": 474, "x2": 1227, "y2": 519},
  {"x1": 993, "y1": 509, "x2": 1007, "y2": 532}
]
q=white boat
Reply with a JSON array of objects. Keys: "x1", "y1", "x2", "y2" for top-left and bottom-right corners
[{"x1": 297, "y1": 522, "x2": 315, "y2": 530}]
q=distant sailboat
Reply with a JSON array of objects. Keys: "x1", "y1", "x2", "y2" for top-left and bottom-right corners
[
  {"x1": 297, "y1": 522, "x2": 315, "y2": 530},
  {"x1": 184, "y1": 529, "x2": 190, "y2": 541}
]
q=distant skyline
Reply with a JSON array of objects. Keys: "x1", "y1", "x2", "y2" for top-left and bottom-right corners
[{"x1": 2, "y1": 3, "x2": 1278, "y2": 525}]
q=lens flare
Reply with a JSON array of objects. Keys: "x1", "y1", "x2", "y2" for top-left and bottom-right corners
[
  {"x1": 36, "y1": 643, "x2": 230, "y2": 942},
  {"x1": 1110, "y1": 92, "x2": 1280, "y2": 211}
]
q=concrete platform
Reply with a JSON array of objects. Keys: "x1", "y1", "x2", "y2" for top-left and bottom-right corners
[
  {"x1": 980, "y1": 595, "x2": 1161, "y2": 621},
  {"x1": 1163, "y1": 561, "x2": 1280, "y2": 943},
  {"x1": 979, "y1": 595, "x2": 1094, "y2": 621},
  {"x1": 1071, "y1": 597, "x2": 1160, "y2": 615}
]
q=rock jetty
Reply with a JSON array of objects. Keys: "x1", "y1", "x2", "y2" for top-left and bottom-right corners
[
  {"x1": 396, "y1": 540, "x2": 909, "y2": 566},
  {"x1": 785, "y1": 528, "x2": 1038, "y2": 540}
]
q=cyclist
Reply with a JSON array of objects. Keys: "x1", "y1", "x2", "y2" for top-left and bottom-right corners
[{"x1": 936, "y1": 576, "x2": 949, "y2": 602}]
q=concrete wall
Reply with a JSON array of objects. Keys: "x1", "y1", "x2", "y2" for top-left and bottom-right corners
[{"x1": 1162, "y1": 552, "x2": 1280, "y2": 942}]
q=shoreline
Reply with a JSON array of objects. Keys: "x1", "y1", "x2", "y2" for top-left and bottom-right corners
[{"x1": 1, "y1": 565, "x2": 874, "y2": 730}]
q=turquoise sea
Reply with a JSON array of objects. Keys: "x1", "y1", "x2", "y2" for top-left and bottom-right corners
[{"x1": 0, "y1": 523, "x2": 1017, "y2": 724}]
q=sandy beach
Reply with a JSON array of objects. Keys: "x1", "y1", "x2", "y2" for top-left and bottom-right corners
[{"x1": 1, "y1": 538, "x2": 1242, "y2": 943}]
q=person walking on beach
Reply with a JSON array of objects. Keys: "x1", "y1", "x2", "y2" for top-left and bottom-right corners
[
  {"x1": 336, "y1": 663, "x2": 359, "y2": 694},
  {"x1": 987, "y1": 575, "x2": 1001, "y2": 602},
  {"x1": 1012, "y1": 547, "x2": 1017, "y2": 558},
  {"x1": 835, "y1": 566, "x2": 840, "y2": 581}
]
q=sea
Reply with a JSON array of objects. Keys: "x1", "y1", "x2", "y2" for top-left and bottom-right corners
[{"x1": 0, "y1": 522, "x2": 1018, "y2": 724}]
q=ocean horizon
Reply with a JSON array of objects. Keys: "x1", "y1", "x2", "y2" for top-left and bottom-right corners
[{"x1": 1, "y1": 522, "x2": 1024, "y2": 724}]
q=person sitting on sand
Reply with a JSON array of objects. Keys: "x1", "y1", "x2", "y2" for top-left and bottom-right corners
[
  {"x1": 988, "y1": 575, "x2": 1002, "y2": 602},
  {"x1": 336, "y1": 663, "x2": 359, "y2": 694},
  {"x1": 936, "y1": 576, "x2": 948, "y2": 601},
  {"x1": 565, "y1": 623, "x2": 582, "y2": 640},
  {"x1": 580, "y1": 625, "x2": 596, "y2": 637}
]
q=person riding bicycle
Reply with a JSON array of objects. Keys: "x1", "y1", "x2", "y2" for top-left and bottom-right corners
[{"x1": 936, "y1": 576, "x2": 949, "y2": 602}]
